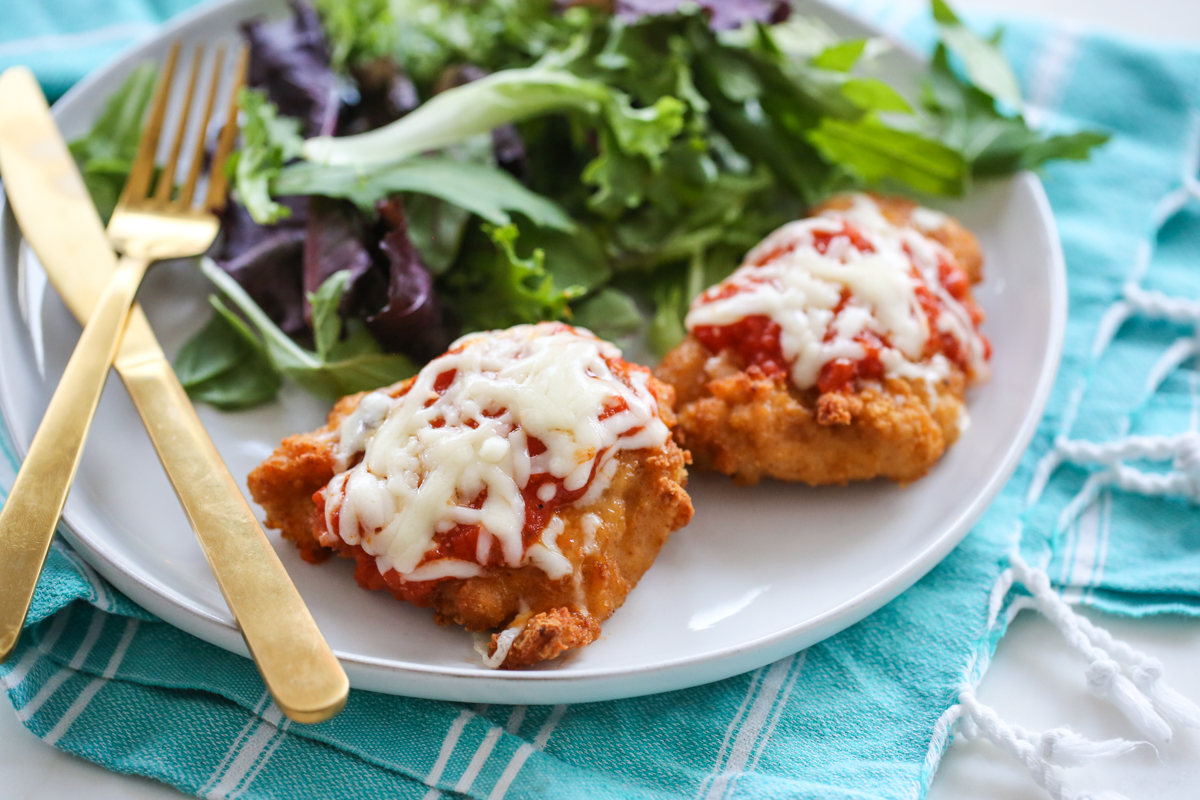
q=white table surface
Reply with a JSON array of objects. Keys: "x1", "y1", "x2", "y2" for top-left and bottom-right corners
[{"x1": 3, "y1": 1, "x2": 1199, "y2": 799}]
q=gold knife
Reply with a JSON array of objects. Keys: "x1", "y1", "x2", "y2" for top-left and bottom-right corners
[{"x1": 0, "y1": 67, "x2": 348, "y2": 723}]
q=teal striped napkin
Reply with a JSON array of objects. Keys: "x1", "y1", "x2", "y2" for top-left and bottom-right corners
[{"x1": 3, "y1": 2, "x2": 1200, "y2": 798}]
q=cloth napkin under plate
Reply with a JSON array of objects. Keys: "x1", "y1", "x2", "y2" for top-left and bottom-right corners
[{"x1": 3, "y1": 1, "x2": 1200, "y2": 798}]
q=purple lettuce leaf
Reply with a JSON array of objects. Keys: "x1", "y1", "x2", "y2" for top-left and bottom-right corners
[
  {"x1": 491, "y1": 124, "x2": 529, "y2": 182},
  {"x1": 211, "y1": 199, "x2": 310, "y2": 337},
  {"x1": 614, "y1": 0, "x2": 790, "y2": 29},
  {"x1": 366, "y1": 197, "x2": 457, "y2": 362},
  {"x1": 338, "y1": 58, "x2": 419, "y2": 136},
  {"x1": 243, "y1": 0, "x2": 339, "y2": 137},
  {"x1": 303, "y1": 196, "x2": 384, "y2": 322}
]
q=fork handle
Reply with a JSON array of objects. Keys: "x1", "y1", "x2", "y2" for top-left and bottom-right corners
[
  {"x1": 116, "y1": 350, "x2": 349, "y2": 723},
  {"x1": 0, "y1": 253, "x2": 149, "y2": 659}
]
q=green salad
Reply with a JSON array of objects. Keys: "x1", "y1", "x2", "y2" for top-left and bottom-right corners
[{"x1": 70, "y1": 0, "x2": 1106, "y2": 410}]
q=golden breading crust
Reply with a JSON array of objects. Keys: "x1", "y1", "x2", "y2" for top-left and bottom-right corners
[
  {"x1": 656, "y1": 338, "x2": 965, "y2": 485},
  {"x1": 248, "y1": 377, "x2": 693, "y2": 668},
  {"x1": 654, "y1": 194, "x2": 983, "y2": 486}
]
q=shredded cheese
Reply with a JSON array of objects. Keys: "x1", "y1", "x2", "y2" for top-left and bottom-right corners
[
  {"x1": 686, "y1": 193, "x2": 990, "y2": 392},
  {"x1": 320, "y1": 322, "x2": 669, "y2": 581}
]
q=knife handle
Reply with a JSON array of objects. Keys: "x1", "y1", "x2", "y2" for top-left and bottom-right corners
[
  {"x1": 0, "y1": 254, "x2": 148, "y2": 660},
  {"x1": 114, "y1": 324, "x2": 348, "y2": 723}
]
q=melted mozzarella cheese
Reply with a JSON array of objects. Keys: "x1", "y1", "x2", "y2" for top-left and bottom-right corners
[
  {"x1": 323, "y1": 322, "x2": 669, "y2": 580},
  {"x1": 686, "y1": 193, "x2": 989, "y2": 391}
]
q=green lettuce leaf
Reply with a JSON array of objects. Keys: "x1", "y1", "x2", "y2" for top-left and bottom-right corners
[
  {"x1": 445, "y1": 223, "x2": 585, "y2": 331},
  {"x1": 302, "y1": 67, "x2": 685, "y2": 168},
  {"x1": 571, "y1": 287, "x2": 643, "y2": 342},
  {"x1": 931, "y1": 0, "x2": 1023, "y2": 110},
  {"x1": 229, "y1": 88, "x2": 304, "y2": 224},
  {"x1": 191, "y1": 258, "x2": 418, "y2": 402},
  {"x1": 808, "y1": 115, "x2": 968, "y2": 196},
  {"x1": 274, "y1": 156, "x2": 574, "y2": 230},
  {"x1": 313, "y1": 0, "x2": 395, "y2": 72},
  {"x1": 174, "y1": 296, "x2": 282, "y2": 410},
  {"x1": 68, "y1": 64, "x2": 158, "y2": 223}
]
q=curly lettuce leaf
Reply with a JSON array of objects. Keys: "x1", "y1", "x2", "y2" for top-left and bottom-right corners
[
  {"x1": 230, "y1": 88, "x2": 304, "y2": 224},
  {"x1": 312, "y1": 0, "x2": 395, "y2": 72},
  {"x1": 445, "y1": 224, "x2": 585, "y2": 331}
]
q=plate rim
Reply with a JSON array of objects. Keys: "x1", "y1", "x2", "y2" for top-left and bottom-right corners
[{"x1": 0, "y1": 0, "x2": 1067, "y2": 701}]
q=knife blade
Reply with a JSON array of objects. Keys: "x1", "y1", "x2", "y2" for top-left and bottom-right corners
[{"x1": 0, "y1": 66, "x2": 347, "y2": 723}]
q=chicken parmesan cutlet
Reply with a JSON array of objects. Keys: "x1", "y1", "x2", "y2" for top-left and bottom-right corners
[
  {"x1": 249, "y1": 322, "x2": 692, "y2": 668},
  {"x1": 656, "y1": 193, "x2": 991, "y2": 486}
]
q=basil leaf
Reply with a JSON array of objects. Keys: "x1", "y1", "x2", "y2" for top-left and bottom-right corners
[{"x1": 921, "y1": 44, "x2": 1108, "y2": 176}]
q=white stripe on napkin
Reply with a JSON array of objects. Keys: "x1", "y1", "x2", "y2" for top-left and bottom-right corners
[
  {"x1": 44, "y1": 618, "x2": 140, "y2": 746},
  {"x1": 1061, "y1": 490, "x2": 1103, "y2": 602},
  {"x1": 722, "y1": 653, "x2": 808, "y2": 800},
  {"x1": 744, "y1": 651, "x2": 807, "y2": 775},
  {"x1": 204, "y1": 701, "x2": 286, "y2": 800},
  {"x1": 455, "y1": 725, "x2": 504, "y2": 793},
  {"x1": 704, "y1": 655, "x2": 797, "y2": 800},
  {"x1": 1024, "y1": 25, "x2": 1081, "y2": 128},
  {"x1": 695, "y1": 667, "x2": 766, "y2": 799},
  {"x1": 1084, "y1": 489, "x2": 1113, "y2": 604},
  {"x1": 228, "y1": 716, "x2": 292, "y2": 800},
  {"x1": 199, "y1": 690, "x2": 274, "y2": 797},
  {"x1": 486, "y1": 704, "x2": 567, "y2": 800},
  {"x1": 421, "y1": 707, "x2": 476, "y2": 798},
  {"x1": 0, "y1": 606, "x2": 72, "y2": 692},
  {"x1": 17, "y1": 606, "x2": 106, "y2": 722}
]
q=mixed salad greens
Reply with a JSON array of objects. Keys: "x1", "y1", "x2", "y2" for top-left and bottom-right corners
[{"x1": 70, "y1": 0, "x2": 1107, "y2": 410}]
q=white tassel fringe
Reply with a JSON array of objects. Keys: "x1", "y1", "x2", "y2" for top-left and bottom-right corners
[
  {"x1": 957, "y1": 687, "x2": 1136, "y2": 800},
  {"x1": 946, "y1": 555, "x2": 1200, "y2": 800},
  {"x1": 1009, "y1": 554, "x2": 1197, "y2": 742}
]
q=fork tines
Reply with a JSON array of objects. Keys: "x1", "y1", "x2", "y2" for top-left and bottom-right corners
[{"x1": 118, "y1": 39, "x2": 248, "y2": 216}]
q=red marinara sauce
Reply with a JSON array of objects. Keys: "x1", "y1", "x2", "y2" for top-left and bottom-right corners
[
  {"x1": 692, "y1": 217, "x2": 989, "y2": 394},
  {"x1": 312, "y1": 344, "x2": 663, "y2": 607}
]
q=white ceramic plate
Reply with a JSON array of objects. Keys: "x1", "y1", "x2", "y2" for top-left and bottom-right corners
[{"x1": 0, "y1": 0, "x2": 1065, "y2": 704}]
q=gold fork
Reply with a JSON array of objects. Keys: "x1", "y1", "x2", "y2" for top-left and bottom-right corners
[{"x1": 0, "y1": 44, "x2": 348, "y2": 721}]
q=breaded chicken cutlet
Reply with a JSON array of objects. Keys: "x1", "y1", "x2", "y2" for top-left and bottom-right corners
[
  {"x1": 656, "y1": 193, "x2": 991, "y2": 486},
  {"x1": 250, "y1": 322, "x2": 692, "y2": 668}
]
